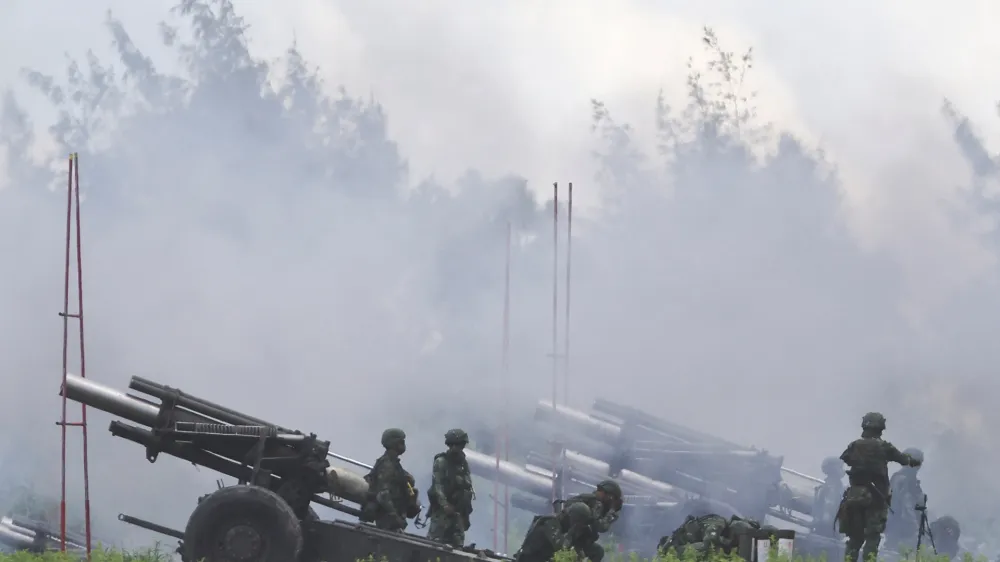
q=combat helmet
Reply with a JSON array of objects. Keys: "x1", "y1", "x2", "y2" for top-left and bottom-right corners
[
  {"x1": 821, "y1": 457, "x2": 845, "y2": 475},
  {"x1": 596, "y1": 479, "x2": 623, "y2": 499},
  {"x1": 903, "y1": 447, "x2": 924, "y2": 465},
  {"x1": 381, "y1": 428, "x2": 406, "y2": 448},
  {"x1": 444, "y1": 428, "x2": 469, "y2": 446},
  {"x1": 564, "y1": 502, "x2": 592, "y2": 525},
  {"x1": 861, "y1": 412, "x2": 886, "y2": 432}
]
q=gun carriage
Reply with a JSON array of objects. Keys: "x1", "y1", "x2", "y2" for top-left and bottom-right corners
[{"x1": 61, "y1": 374, "x2": 512, "y2": 562}]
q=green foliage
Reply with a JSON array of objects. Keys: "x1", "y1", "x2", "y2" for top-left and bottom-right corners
[
  {"x1": 0, "y1": 545, "x2": 171, "y2": 562},
  {"x1": 547, "y1": 545, "x2": 972, "y2": 562}
]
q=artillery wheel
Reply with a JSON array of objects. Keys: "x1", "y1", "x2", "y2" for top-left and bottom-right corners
[{"x1": 183, "y1": 485, "x2": 304, "y2": 562}]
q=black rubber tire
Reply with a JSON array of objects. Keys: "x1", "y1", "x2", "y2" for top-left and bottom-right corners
[{"x1": 183, "y1": 485, "x2": 304, "y2": 562}]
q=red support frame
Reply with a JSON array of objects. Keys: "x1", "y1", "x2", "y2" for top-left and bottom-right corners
[{"x1": 57, "y1": 153, "x2": 93, "y2": 557}]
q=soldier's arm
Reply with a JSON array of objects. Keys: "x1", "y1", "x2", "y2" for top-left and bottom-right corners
[
  {"x1": 839, "y1": 442, "x2": 854, "y2": 465},
  {"x1": 885, "y1": 442, "x2": 921, "y2": 467},
  {"x1": 591, "y1": 504, "x2": 617, "y2": 532},
  {"x1": 430, "y1": 456, "x2": 450, "y2": 508},
  {"x1": 374, "y1": 462, "x2": 399, "y2": 512}
]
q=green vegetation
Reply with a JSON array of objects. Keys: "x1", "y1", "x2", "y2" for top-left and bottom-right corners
[
  {"x1": 0, "y1": 546, "x2": 977, "y2": 562},
  {"x1": 0, "y1": 545, "x2": 170, "y2": 562}
]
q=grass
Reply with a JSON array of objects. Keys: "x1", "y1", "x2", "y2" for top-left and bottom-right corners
[{"x1": 0, "y1": 545, "x2": 982, "y2": 562}]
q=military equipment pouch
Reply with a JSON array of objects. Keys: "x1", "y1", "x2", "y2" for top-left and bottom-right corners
[{"x1": 842, "y1": 485, "x2": 873, "y2": 510}]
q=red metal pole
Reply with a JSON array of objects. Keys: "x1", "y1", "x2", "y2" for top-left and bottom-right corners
[
  {"x1": 59, "y1": 154, "x2": 72, "y2": 552},
  {"x1": 550, "y1": 183, "x2": 558, "y2": 508},
  {"x1": 58, "y1": 153, "x2": 93, "y2": 559},
  {"x1": 74, "y1": 154, "x2": 93, "y2": 556},
  {"x1": 564, "y1": 183, "x2": 572, "y2": 407},
  {"x1": 502, "y1": 221, "x2": 511, "y2": 551}
]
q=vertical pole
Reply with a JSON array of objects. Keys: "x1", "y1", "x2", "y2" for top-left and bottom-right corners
[
  {"x1": 58, "y1": 153, "x2": 92, "y2": 559},
  {"x1": 550, "y1": 182, "x2": 559, "y2": 508},
  {"x1": 59, "y1": 154, "x2": 72, "y2": 553},
  {"x1": 564, "y1": 183, "x2": 572, "y2": 407},
  {"x1": 502, "y1": 221, "x2": 511, "y2": 552},
  {"x1": 74, "y1": 155, "x2": 93, "y2": 557}
]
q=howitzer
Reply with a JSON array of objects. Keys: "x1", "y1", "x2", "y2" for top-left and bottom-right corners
[
  {"x1": 0, "y1": 515, "x2": 89, "y2": 554},
  {"x1": 533, "y1": 400, "x2": 818, "y2": 519},
  {"x1": 61, "y1": 374, "x2": 511, "y2": 562}
]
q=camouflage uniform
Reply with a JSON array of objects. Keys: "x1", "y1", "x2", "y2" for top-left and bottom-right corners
[
  {"x1": 561, "y1": 479, "x2": 623, "y2": 562},
  {"x1": 929, "y1": 516, "x2": 960, "y2": 560},
  {"x1": 837, "y1": 412, "x2": 922, "y2": 562},
  {"x1": 811, "y1": 457, "x2": 846, "y2": 537},
  {"x1": 658, "y1": 514, "x2": 764, "y2": 557},
  {"x1": 362, "y1": 428, "x2": 420, "y2": 532},
  {"x1": 427, "y1": 429, "x2": 475, "y2": 547},
  {"x1": 884, "y1": 448, "x2": 925, "y2": 552},
  {"x1": 513, "y1": 502, "x2": 594, "y2": 562}
]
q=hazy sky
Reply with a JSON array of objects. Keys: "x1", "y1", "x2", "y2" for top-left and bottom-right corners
[{"x1": 2, "y1": 0, "x2": 999, "y2": 552}]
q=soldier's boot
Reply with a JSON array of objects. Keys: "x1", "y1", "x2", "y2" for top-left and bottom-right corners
[
  {"x1": 844, "y1": 536, "x2": 865, "y2": 562},
  {"x1": 860, "y1": 533, "x2": 881, "y2": 562},
  {"x1": 582, "y1": 542, "x2": 605, "y2": 562}
]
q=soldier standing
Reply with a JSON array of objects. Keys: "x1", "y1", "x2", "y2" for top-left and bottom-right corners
[
  {"x1": 837, "y1": 412, "x2": 922, "y2": 562},
  {"x1": 362, "y1": 428, "x2": 419, "y2": 532},
  {"x1": 561, "y1": 479, "x2": 623, "y2": 562},
  {"x1": 513, "y1": 502, "x2": 594, "y2": 562},
  {"x1": 427, "y1": 428, "x2": 476, "y2": 547},
  {"x1": 811, "y1": 457, "x2": 846, "y2": 536},
  {"x1": 884, "y1": 447, "x2": 925, "y2": 552}
]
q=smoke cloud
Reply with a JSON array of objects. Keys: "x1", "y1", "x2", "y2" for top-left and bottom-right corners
[{"x1": 1, "y1": 0, "x2": 999, "y2": 554}]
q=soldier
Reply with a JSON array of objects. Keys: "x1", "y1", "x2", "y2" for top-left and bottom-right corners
[
  {"x1": 427, "y1": 428, "x2": 476, "y2": 547},
  {"x1": 561, "y1": 479, "x2": 623, "y2": 562},
  {"x1": 513, "y1": 502, "x2": 594, "y2": 562},
  {"x1": 361, "y1": 428, "x2": 420, "y2": 532},
  {"x1": 884, "y1": 447, "x2": 925, "y2": 552},
  {"x1": 929, "y1": 515, "x2": 960, "y2": 560},
  {"x1": 837, "y1": 412, "x2": 922, "y2": 562},
  {"x1": 811, "y1": 457, "x2": 846, "y2": 536},
  {"x1": 658, "y1": 513, "x2": 766, "y2": 557}
]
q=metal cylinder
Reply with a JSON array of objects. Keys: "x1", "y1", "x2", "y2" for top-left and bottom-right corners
[
  {"x1": 465, "y1": 450, "x2": 553, "y2": 499},
  {"x1": 61, "y1": 374, "x2": 160, "y2": 426},
  {"x1": 0, "y1": 523, "x2": 35, "y2": 550},
  {"x1": 324, "y1": 466, "x2": 369, "y2": 506},
  {"x1": 534, "y1": 401, "x2": 622, "y2": 443},
  {"x1": 129, "y1": 376, "x2": 290, "y2": 431}
]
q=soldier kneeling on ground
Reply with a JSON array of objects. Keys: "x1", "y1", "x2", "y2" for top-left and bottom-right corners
[
  {"x1": 561, "y1": 480, "x2": 623, "y2": 562},
  {"x1": 513, "y1": 503, "x2": 594, "y2": 562},
  {"x1": 658, "y1": 513, "x2": 770, "y2": 558}
]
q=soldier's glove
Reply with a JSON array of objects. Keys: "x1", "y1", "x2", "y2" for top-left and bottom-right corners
[{"x1": 909, "y1": 458, "x2": 922, "y2": 467}]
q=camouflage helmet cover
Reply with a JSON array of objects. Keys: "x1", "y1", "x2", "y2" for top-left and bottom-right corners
[
  {"x1": 931, "y1": 516, "x2": 960, "y2": 535},
  {"x1": 902, "y1": 447, "x2": 924, "y2": 464},
  {"x1": 445, "y1": 428, "x2": 470, "y2": 445},
  {"x1": 861, "y1": 412, "x2": 886, "y2": 431},
  {"x1": 596, "y1": 479, "x2": 622, "y2": 498},
  {"x1": 564, "y1": 502, "x2": 592, "y2": 525},
  {"x1": 821, "y1": 457, "x2": 845, "y2": 475},
  {"x1": 381, "y1": 428, "x2": 406, "y2": 448}
]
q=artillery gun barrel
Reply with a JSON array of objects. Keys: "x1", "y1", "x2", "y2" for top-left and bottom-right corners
[
  {"x1": 533, "y1": 400, "x2": 819, "y2": 514},
  {"x1": 465, "y1": 450, "x2": 554, "y2": 499},
  {"x1": 0, "y1": 524, "x2": 36, "y2": 550},
  {"x1": 9, "y1": 515, "x2": 91, "y2": 547},
  {"x1": 592, "y1": 399, "x2": 743, "y2": 448},
  {"x1": 61, "y1": 374, "x2": 368, "y2": 515},
  {"x1": 129, "y1": 375, "x2": 290, "y2": 430},
  {"x1": 0, "y1": 517, "x2": 86, "y2": 552}
]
